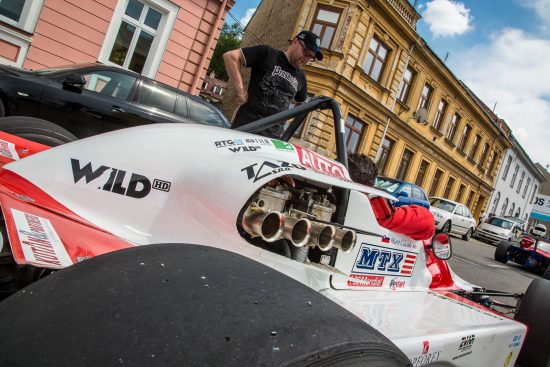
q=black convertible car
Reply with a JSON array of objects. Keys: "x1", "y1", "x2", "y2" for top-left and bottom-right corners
[{"x1": 0, "y1": 63, "x2": 229, "y2": 144}]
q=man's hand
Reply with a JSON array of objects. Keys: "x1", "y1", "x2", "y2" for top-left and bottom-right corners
[
  {"x1": 236, "y1": 89, "x2": 248, "y2": 105},
  {"x1": 223, "y1": 49, "x2": 247, "y2": 105}
]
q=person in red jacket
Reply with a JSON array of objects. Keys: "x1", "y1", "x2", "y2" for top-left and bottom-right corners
[{"x1": 348, "y1": 153, "x2": 435, "y2": 241}]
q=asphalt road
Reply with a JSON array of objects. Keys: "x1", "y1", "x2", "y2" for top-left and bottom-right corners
[{"x1": 447, "y1": 235, "x2": 541, "y2": 312}]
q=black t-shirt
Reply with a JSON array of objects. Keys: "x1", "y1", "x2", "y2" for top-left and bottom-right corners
[{"x1": 232, "y1": 45, "x2": 307, "y2": 137}]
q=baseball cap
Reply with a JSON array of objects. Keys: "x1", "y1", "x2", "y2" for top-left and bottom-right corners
[{"x1": 296, "y1": 31, "x2": 323, "y2": 61}]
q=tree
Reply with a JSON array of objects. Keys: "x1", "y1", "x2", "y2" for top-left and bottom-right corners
[{"x1": 208, "y1": 23, "x2": 242, "y2": 81}]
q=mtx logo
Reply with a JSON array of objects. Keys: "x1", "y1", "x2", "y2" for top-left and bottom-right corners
[
  {"x1": 352, "y1": 243, "x2": 418, "y2": 277},
  {"x1": 70, "y1": 159, "x2": 171, "y2": 199}
]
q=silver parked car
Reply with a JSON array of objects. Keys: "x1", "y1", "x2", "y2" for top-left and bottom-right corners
[
  {"x1": 429, "y1": 197, "x2": 477, "y2": 240},
  {"x1": 474, "y1": 216, "x2": 521, "y2": 245}
]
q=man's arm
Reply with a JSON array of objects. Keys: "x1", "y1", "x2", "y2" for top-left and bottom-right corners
[{"x1": 223, "y1": 49, "x2": 248, "y2": 105}]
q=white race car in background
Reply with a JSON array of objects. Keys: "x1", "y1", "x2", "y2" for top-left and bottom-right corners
[{"x1": 0, "y1": 97, "x2": 548, "y2": 367}]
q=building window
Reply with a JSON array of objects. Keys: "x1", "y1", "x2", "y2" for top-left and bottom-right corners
[
  {"x1": 100, "y1": 0, "x2": 178, "y2": 78},
  {"x1": 377, "y1": 137, "x2": 394, "y2": 175},
  {"x1": 311, "y1": 6, "x2": 341, "y2": 49},
  {"x1": 201, "y1": 81, "x2": 209, "y2": 90},
  {"x1": 415, "y1": 160, "x2": 430, "y2": 186},
  {"x1": 508, "y1": 202, "x2": 515, "y2": 217},
  {"x1": 523, "y1": 177, "x2": 531, "y2": 198},
  {"x1": 491, "y1": 192, "x2": 500, "y2": 214},
  {"x1": 363, "y1": 36, "x2": 389, "y2": 83},
  {"x1": 479, "y1": 142, "x2": 490, "y2": 168},
  {"x1": 443, "y1": 176, "x2": 455, "y2": 198},
  {"x1": 458, "y1": 124, "x2": 471, "y2": 152},
  {"x1": 446, "y1": 113, "x2": 460, "y2": 142},
  {"x1": 469, "y1": 134, "x2": 481, "y2": 161},
  {"x1": 345, "y1": 115, "x2": 367, "y2": 154},
  {"x1": 398, "y1": 66, "x2": 415, "y2": 103},
  {"x1": 396, "y1": 149, "x2": 414, "y2": 180},
  {"x1": 433, "y1": 99, "x2": 448, "y2": 130},
  {"x1": 488, "y1": 152, "x2": 499, "y2": 176},
  {"x1": 417, "y1": 83, "x2": 433, "y2": 111},
  {"x1": 510, "y1": 164, "x2": 519, "y2": 188},
  {"x1": 0, "y1": 0, "x2": 43, "y2": 32},
  {"x1": 429, "y1": 169, "x2": 443, "y2": 197},
  {"x1": 531, "y1": 185, "x2": 538, "y2": 204},
  {"x1": 456, "y1": 184, "x2": 466, "y2": 203},
  {"x1": 516, "y1": 171, "x2": 525, "y2": 193},
  {"x1": 500, "y1": 197, "x2": 509, "y2": 216},
  {"x1": 213, "y1": 85, "x2": 224, "y2": 95},
  {"x1": 466, "y1": 190, "x2": 475, "y2": 208},
  {"x1": 501, "y1": 156, "x2": 513, "y2": 180}
]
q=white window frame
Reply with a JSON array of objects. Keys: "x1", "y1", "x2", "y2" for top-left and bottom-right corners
[
  {"x1": 98, "y1": 0, "x2": 178, "y2": 78},
  {"x1": 0, "y1": 25, "x2": 31, "y2": 67},
  {"x1": 0, "y1": 0, "x2": 43, "y2": 33}
]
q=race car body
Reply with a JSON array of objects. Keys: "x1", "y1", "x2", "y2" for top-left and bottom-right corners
[
  {"x1": 495, "y1": 235, "x2": 550, "y2": 276},
  {"x1": 0, "y1": 98, "x2": 538, "y2": 366}
]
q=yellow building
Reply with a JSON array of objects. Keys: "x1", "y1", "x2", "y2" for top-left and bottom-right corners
[{"x1": 232, "y1": 0, "x2": 511, "y2": 219}]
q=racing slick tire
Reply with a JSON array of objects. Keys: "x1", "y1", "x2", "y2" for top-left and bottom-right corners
[
  {"x1": 515, "y1": 278, "x2": 550, "y2": 367},
  {"x1": 0, "y1": 116, "x2": 77, "y2": 146},
  {"x1": 494, "y1": 240, "x2": 512, "y2": 263},
  {"x1": 461, "y1": 227, "x2": 473, "y2": 241},
  {"x1": 543, "y1": 266, "x2": 550, "y2": 280},
  {"x1": 441, "y1": 220, "x2": 451, "y2": 233},
  {"x1": 0, "y1": 244, "x2": 411, "y2": 367}
]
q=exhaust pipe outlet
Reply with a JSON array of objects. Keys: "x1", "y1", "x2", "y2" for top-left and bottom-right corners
[
  {"x1": 283, "y1": 216, "x2": 312, "y2": 247},
  {"x1": 242, "y1": 209, "x2": 284, "y2": 242},
  {"x1": 309, "y1": 223, "x2": 336, "y2": 251},
  {"x1": 333, "y1": 228, "x2": 357, "y2": 253}
]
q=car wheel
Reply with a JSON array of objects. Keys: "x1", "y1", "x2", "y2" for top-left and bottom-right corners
[
  {"x1": 441, "y1": 220, "x2": 451, "y2": 233},
  {"x1": 494, "y1": 240, "x2": 512, "y2": 263},
  {"x1": 0, "y1": 116, "x2": 77, "y2": 146},
  {"x1": 543, "y1": 266, "x2": 550, "y2": 281},
  {"x1": 462, "y1": 227, "x2": 473, "y2": 241},
  {"x1": 515, "y1": 278, "x2": 550, "y2": 367},
  {"x1": 0, "y1": 244, "x2": 411, "y2": 366}
]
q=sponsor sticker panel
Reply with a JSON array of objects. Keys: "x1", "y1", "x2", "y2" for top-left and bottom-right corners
[
  {"x1": 352, "y1": 243, "x2": 418, "y2": 278},
  {"x1": 409, "y1": 340, "x2": 442, "y2": 367},
  {"x1": 11, "y1": 209, "x2": 73, "y2": 268},
  {"x1": 241, "y1": 160, "x2": 305, "y2": 183},
  {"x1": 214, "y1": 138, "x2": 294, "y2": 155},
  {"x1": 0, "y1": 139, "x2": 20, "y2": 160},
  {"x1": 347, "y1": 274, "x2": 384, "y2": 287}
]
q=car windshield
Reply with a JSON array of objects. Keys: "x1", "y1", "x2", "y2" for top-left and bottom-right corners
[
  {"x1": 374, "y1": 178, "x2": 400, "y2": 193},
  {"x1": 429, "y1": 198, "x2": 456, "y2": 213},
  {"x1": 486, "y1": 217, "x2": 514, "y2": 229}
]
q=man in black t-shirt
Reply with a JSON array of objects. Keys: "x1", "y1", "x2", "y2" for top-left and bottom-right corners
[{"x1": 223, "y1": 31, "x2": 323, "y2": 138}]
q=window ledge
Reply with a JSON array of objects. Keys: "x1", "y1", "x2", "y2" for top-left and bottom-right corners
[
  {"x1": 444, "y1": 138, "x2": 455, "y2": 148},
  {"x1": 354, "y1": 65, "x2": 391, "y2": 93},
  {"x1": 396, "y1": 99, "x2": 410, "y2": 112},
  {"x1": 456, "y1": 148, "x2": 467, "y2": 157},
  {"x1": 430, "y1": 126, "x2": 443, "y2": 136}
]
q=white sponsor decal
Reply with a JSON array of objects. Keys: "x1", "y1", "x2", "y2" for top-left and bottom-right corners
[
  {"x1": 11, "y1": 209, "x2": 73, "y2": 268},
  {"x1": 0, "y1": 139, "x2": 20, "y2": 160}
]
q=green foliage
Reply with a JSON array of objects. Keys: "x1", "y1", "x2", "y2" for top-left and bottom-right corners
[{"x1": 209, "y1": 23, "x2": 243, "y2": 81}]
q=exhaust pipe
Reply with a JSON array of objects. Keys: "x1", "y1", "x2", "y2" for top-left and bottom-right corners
[
  {"x1": 309, "y1": 223, "x2": 336, "y2": 251},
  {"x1": 283, "y1": 216, "x2": 312, "y2": 247},
  {"x1": 333, "y1": 228, "x2": 357, "y2": 253},
  {"x1": 242, "y1": 209, "x2": 284, "y2": 242}
]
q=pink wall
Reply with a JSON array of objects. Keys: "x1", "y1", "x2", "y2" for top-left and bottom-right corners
[{"x1": 21, "y1": 0, "x2": 233, "y2": 94}]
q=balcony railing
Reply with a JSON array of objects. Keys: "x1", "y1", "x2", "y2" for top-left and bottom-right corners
[{"x1": 386, "y1": 0, "x2": 420, "y2": 29}]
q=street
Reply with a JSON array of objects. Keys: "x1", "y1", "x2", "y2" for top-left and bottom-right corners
[{"x1": 447, "y1": 235, "x2": 541, "y2": 309}]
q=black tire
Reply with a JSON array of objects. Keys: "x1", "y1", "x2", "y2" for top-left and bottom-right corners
[
  {"x1": 543, "y1": 266, "x2": 550, "y2": 281},
  {"x1": 0, "y1": 116, "x2": 77, "y2": 146},
  {"x1": 515, "y1": 278, "x2": 550, "y2": 367},
  {"x1": 0, "y1": 244, "x2": 410, "y2": 367},
  {"x1": 462, "y1": 227, "x2": 473, "y2": 241},
  {"x1": 442, "y1": 220, "x2": 451, "y2": 233},
  {"x1": 494, "y1": 240, "x2": 512, "y2": 263}
]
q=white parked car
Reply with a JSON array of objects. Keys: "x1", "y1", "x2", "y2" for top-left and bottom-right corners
[
  {"x1": 429, "y1": 197, "x2": 477, "y2": 240},
  {"x1": 474, "y1": 216, "x2": 521, "y2": 245}
]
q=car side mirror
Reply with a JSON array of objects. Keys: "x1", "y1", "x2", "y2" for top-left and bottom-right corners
[
  {"x1": 63, "y1": 74, "x2": 86, "y2": 88},
  {"x1": 431, "y1": 232, "x2": 452, "y2": 260},
  {"x1": 397, "y1": 191, "x2": 409, "y2": 198}
]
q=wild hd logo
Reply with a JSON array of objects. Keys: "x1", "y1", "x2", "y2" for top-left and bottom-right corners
[{"x1": 70, "y1": 158, "x2": 171, "y2": 199}]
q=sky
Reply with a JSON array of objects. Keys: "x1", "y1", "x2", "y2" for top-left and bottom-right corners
[{"x1": 228, "y1": 0, "x2": 550, "y2": 169}]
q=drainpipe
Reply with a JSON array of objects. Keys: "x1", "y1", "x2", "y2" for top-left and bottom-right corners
[
  {"x1": 375, "y1": 43, "x2": 415, "y2": 163},
  {"x1": 189, "y1": 0, "x2": 228, "y2": 95}
]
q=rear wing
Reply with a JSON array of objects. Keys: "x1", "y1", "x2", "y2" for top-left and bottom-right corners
[{"x1": 0, "y1": 132, "x2": 51, "y2": 166}]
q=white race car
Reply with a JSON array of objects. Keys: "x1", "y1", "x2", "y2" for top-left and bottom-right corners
[{"x1": 0, "y1": 97, "x2": 547, "y2": 367}]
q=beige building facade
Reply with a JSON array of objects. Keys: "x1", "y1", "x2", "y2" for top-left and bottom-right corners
[{"x1": 233, "y1": 0, "x2": 512, "y2": 219}]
